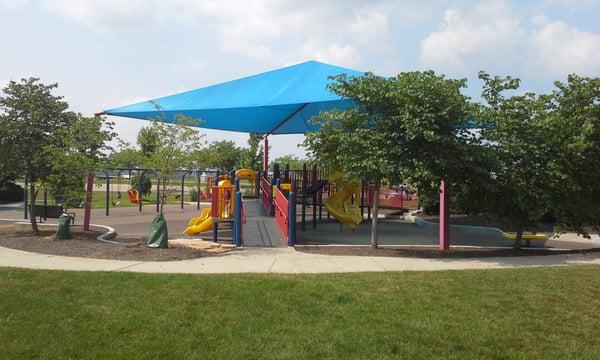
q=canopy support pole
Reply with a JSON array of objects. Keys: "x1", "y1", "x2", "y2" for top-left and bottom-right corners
[
  {"x1": 263, "y1": 135, "x2": 269, "y2": 173},
  {"x1": 439, "y1": 179, "x2": 449, "y2": 250}
]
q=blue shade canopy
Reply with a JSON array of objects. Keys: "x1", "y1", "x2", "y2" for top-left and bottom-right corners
[{"x1": 104, "y1": 60, "x2": 364, "y2": 135}]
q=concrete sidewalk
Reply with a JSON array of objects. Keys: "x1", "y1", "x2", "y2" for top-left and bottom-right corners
[{"x1": 1, "y1": 244, "x2": 599, "y2": 274}]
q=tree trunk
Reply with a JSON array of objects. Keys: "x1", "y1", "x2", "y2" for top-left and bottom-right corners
[
  {"x1": 371, "y1": 180, "x2": 380, "y2": 249},
  {"x1": 83, "y1": 170, "x2": 95, "y2": 231},
  {"x1": 514, "y1": 228, "x2": 523, "y2": 250},
  {"x1": 29, "y1": 183, "x2": 39, "y2": 234}
]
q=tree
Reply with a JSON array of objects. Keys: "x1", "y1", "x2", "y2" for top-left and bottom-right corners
[
  {"x1": 45, "y1": 115, "x2": 115, "y2": 221},
  {"x1": 106, "y1": 140, "x2": 144, "y2": 168},
  {"x1": 0, "y1": 78, "x2": 75, "y2": 233},
  {"x1": 196, "y1": 140, "x2": 244, "y2": 170},
  {"x1": 239, "y1": 133, "x2": 264, "y2": 170},
  {"x1": 477, "y1": 72, "x2": 554, "y2": 249},
  {"x1": 137, "y1": 126, "x2": 160, "y2": 157},
  {"x1": 143, "y1": 116, "x2": 203, "y2": 214},
  {"x1": 544, "y1": 75, "x2": 600, "y2": 237},
  {"x1": 305, "y1": 71, "x2": 473, "y2": 248},
  {"x1": 271, "y1": 155, "x2": 306, "y2": 170}
]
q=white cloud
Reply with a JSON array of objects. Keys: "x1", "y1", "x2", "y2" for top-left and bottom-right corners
[
  {"x1": 420, "y1": 1, "x2": 600, "y2": 77},
  {"x1": 420, "y1": 1, "x2": 525, "y2": 74},
  {"x1": 528, "y1": 16, "x2": 600, "y2": 75},
  {"x1": 347, "y1": 7, "x2": 390, "y2": 44},
  {"x1": 38, "y1": 0, "x2": 397, "y2": 66},
  {"x1": 0, "y1": 0, "x2": 29, "y2": 11},
  {"x1": 41, "y1": 0, "x2": 167, "y2": 34},
  {"x1": 298, "y1": 38, "x2": 361, "y2": 67}
]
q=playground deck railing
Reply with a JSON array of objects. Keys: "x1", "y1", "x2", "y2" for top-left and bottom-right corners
[{"x1": 260, "y1": 177, "x2": 272, "y2": 214}]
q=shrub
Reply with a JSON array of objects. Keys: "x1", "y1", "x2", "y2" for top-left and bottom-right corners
[
  {"x1": 130, "y1": 174, "x2": 152, "y2": 196},
  {"x1": 0, "y1": 182, "x2": 24, "y2": 202},
  {"x1": 189, "y1": 188, "x2": 199, "y2": 202}
]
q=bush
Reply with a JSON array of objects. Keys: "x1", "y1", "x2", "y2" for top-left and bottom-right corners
[
  {"x1": 189, "y1": 188, "x2": 199, "y2": 202},
  {"x1": 0, "y1": 182, "x2": 24, "y2": 202},
  {"x1": 130, "y1": 174, "x2": 152, "y2": 196}
]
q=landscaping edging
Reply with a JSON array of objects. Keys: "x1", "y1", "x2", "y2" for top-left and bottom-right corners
[{"x1": 0, "y1": 218, "x2": 117, "y2": 243}]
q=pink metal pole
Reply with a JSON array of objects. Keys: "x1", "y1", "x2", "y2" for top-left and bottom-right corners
[
  {"x1": 439, "y1": 179, "x2": 449, "y2": 250},
  {"x1": 83, "y1": 171, "x2": 94, "y2": 231},
  {"x1": 263, "y1": 135, "x2": 269, "y2": 173}
]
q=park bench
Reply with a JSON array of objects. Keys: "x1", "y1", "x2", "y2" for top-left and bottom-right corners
[{"x1": 30, "y1": 205, "x2": 76, "y2": 225}]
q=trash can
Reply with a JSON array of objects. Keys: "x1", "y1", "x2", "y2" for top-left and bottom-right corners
[{"x1": 55, "y1": 214, "x2": 72, "y2": 240}]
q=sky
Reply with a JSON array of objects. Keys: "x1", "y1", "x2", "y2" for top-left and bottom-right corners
[{"x1": 1, "y1": 0, "x2": 599, "y2": 159}]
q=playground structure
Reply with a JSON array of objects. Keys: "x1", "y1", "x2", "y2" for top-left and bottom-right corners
[
  {"x1": 181, "y1": 169, "x2": 258, "y2": 245},
  {"x1": 183, "y1": 178, "x2": 235, "y2": 236},
  {"x1": 89, "y1": 61, "x2": 555, "y2": 249}
]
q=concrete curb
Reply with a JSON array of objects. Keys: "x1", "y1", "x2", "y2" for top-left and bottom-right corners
[{"x1": 0, "y1": 218, "x2": 117, "y2": 243}]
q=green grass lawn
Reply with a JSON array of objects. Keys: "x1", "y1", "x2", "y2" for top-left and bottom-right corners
[
  {"x1": 1, "y1": 266, "x2": 599, "y2": 359},
  {"x1": 31, "y1": 191, "x2": 202, "y2": 209}
]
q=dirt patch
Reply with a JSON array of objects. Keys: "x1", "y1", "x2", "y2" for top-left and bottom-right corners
[
  {"x1": 295, "y1": 245, "x2": 600, "y2": 258},
  {"x1": 0, "y1": 224, "x2": 234, "y2": 261}
]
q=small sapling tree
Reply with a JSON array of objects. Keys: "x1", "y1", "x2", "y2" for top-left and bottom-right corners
[{"x1": 143, "y1": 116, "x2": 204, "y2": 215}]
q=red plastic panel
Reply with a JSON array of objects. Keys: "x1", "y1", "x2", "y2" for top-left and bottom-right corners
[{"x1": 273, "y1": 186, "x2": 288, "y2": 242}]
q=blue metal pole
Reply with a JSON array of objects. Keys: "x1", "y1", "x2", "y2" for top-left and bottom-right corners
[
  {"x1": 234, "y1": 191, "x2": 242, "y2": 247},
  {"x1": 180, "y1": 173, "x2": 186, "y2": 209},
  {"x1": 288, "y1": 186, "x2": 296, "y2": 247},
  {"x1": 301, "y1": 163, "x2": 307, "y2": 231},
  {"x1": 105, "y1": 174, "x2": 110, "y2": 216}
]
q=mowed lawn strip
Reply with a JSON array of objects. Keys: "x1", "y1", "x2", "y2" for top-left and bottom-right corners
[{"x1": 0, "y1": 266, "x2": 599, "y2": 359}]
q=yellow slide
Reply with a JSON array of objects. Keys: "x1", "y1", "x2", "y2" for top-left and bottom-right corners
[
  {"x1": 325, "y1": 173, "x2": 362, "y2": 230},
  {"x1": 183, "y1": 207, "x2": 214, "y2": 235},
  {"x1": 502, "y1": 232, "x2": 548, "y2": 241}
]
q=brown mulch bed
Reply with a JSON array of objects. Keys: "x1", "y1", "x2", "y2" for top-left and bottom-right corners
[
  {"x1": 295, "y1": 245, "x2": 600, "y2": 258},
  {"x1": 0, "y1": 224, "x2": 233, "y2": 262}
]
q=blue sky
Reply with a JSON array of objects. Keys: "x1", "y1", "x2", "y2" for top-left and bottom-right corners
[{"x1": 1, "y1": 0, "x2": 599, "y2": 159}]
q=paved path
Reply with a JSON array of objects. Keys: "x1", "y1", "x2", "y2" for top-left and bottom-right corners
[
  {"x1": 1, "y1": 244, "x2": 599, "y2": 274},
  {"x1": 242, "y1": 199, "x2": 286, "y2": 247}
]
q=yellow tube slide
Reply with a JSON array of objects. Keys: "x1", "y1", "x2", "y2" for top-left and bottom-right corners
[
  {"x1": 325, "y1": 179, "x2": 362, "y2": 230},
  {"x1": 183, "y1": 207, "x2": 214, "y2": 235}
]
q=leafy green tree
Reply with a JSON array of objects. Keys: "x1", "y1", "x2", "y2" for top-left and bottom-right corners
[
  {"x1": 544, "y1": 75, "x2": 600, "y2": 237},
  {"x1": 239, "y1": 133, "x2": 264, "y2": 170},
  {"x1": 143, "y1": 116, "x2": 204, "y2": 214},
  {"x1": 196, "y1": 140, "x2": 244, "y2": 170},
  {"x1": 45, "y1": 115, "x2": 115, "y2": 216},
  {"x1": 305, "y1": 71, "x2": 473, "y2": 248},
  {"x1": 106, "y1": 140, "x2": 144, "y2": 168},
  {"x1": 129, "y1": 174, "x2": 152, "y2": 196},
  {"x1": 477, "y1": 72, "x2": 555, "y2": 249},
  {"x1": 137, "y1": 126, "x2": 160, "y2": 157},
  {"x1": 271, "y1": 155, "x2": 306, "y2": 170},
  {"x1": 0, "y1": 78, "x2": 75, "y2": 233}
]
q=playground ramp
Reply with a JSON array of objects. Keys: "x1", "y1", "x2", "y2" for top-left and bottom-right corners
[{"x1": 241, "y1": 199, "x2": 286, "y2": 247}]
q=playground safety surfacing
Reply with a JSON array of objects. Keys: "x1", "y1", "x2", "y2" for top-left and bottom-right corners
[{"x1": 295, "y1": 220, "x2": 597, "y2": 250}]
